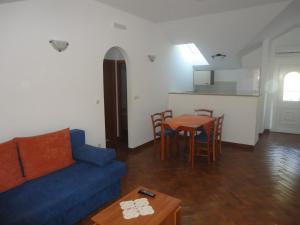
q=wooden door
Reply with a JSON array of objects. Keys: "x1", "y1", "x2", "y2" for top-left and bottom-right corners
[
  {"x1": 117, "y1": 60, "x2": 128, "y2": 142},
  {"x1": 103, "y1": 59, "x2": 117, "y2": 147},
  {"x1": 272, "y1": 56, "x2": 300, "y2": 134}
]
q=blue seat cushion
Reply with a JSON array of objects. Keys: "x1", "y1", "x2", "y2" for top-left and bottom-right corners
[
  {"x1": 0, "y1": 161, "x2": 126, "y2": 225},
  {"x1": 156, "y1": 128, "x2": 174, "y2": 137},
  {"x1": 73, "y1": 145, "x2": 116, "y2": 167},
  {"x1": 195, "y1": 132, "x2": 213, "y2": 142}
]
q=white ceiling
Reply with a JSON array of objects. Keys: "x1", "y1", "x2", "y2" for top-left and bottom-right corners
[
  {"x1": 162, "y1": 1, "x2": 291, "y2": 68},
  {"x1": 95, "y1": 0, "x2": 290, "y2": 23},
  {"x1": 95, "y1": 0, "x2": 296, "y2": 69},
  {"x1": 240, "y1": 0, "x2": 300, "y2": 56}
]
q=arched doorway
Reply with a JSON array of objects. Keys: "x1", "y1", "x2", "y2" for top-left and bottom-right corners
[{"x1": 103, "y1": 47, "x2": 128, "y2": 148}]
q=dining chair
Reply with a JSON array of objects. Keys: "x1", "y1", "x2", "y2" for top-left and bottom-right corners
[
  {"x1": 161, "y1": 109, "x2": 184, "y2": 155},
  {"x1": 151, "y1": 112, "x2": 174, "y2": 156},
  {"x1": 194, "y1": 109, "x2": 213, "y2": 135},
  {"x1": 194, "y1": 109, "x2": 213, "y2": 117},
  {"x1": 163, "y1": 109, "x2": 190, "y2": 152},
  {"x1": 214, "y1": 114, "x2": 225, "y2": 154},
  {"x1": 161, "y1": 110, "x2": 173, "y2": 121},
  {"x1": 193, "y1": 114, "x2": 224, "y2": 163},
  {"x1": 193, "y1": 120, "x2": 214, "y2": 164}
]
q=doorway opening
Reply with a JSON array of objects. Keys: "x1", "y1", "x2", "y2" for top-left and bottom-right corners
[
  {"x1": 103, "y1": 47, "x2": 128, "y2": 148},
  {"x1": 271, "y1": 56, "x2": 300, "y2": 134}
]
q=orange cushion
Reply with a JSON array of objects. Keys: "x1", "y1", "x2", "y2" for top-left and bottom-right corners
[
  {"x1": 16, "y1": 128, "x2": 75, "y2": 180},
  {"x1": 0, "y1": 140, "x2": 25, "y2": 192}
]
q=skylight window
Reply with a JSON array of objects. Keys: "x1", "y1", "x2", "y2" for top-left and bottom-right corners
[{"x1": 178, "y1": 43, "x2": 209, "y2": 66}]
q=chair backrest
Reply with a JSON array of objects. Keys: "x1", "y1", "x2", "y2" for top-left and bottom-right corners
[
  {"x1": 215, "y1": 114, "x2": 224, "y2": 140},
  {"x1": 162, "y1": 110, "x2": 173, "y2": 121},
  {"x1": 151, "y1": 113, "x2": 162, "y2": 138},
  {"x1": 202, "y1": 120, "x2": 214, "y2": 143},
  {"x1": 194, "y1": 109, "x2": 213, "y2": 117}
]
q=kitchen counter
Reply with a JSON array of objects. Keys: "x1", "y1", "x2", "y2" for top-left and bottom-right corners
[
  {"x1": 169, "y1": 90, "x2": 260, "y2": 97},
  {"x1": 168, "y1": 92, "x2": 261, "y2": 146}
]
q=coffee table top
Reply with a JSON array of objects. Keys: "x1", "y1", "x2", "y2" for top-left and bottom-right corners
[{"x1": 91, "y1": 186, "x2": 181, "y2": 225}]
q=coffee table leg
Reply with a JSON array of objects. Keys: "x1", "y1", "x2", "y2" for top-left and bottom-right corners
[
  {"x1": 175, "y1": 206, "x2": 182, "y2": 225},
  {"x1": 161, "y1": 206, "x2": 181, "y2": 225}
]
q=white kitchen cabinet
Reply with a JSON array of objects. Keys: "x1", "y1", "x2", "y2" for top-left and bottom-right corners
[{"x1": 193, "y1": 70, "x2": 213, "y2": 85}]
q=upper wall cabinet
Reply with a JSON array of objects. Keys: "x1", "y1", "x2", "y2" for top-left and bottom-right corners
[{"x1": 193, "y1": 70, "x2": 214, "y2": 86}]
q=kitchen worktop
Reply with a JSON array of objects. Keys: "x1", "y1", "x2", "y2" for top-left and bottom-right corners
[{"x1": 169, "y1": 90, "x2": 260, "y2": 97}]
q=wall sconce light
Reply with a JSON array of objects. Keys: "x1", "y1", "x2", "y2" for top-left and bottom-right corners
[
  {"x1": 211, "y1": 53, "x2": 226, "y2": 60},
  {"x1": 49, "y1": 40, "x2": 69, "y2": 52},
  {"x1": 147, "y1": 54, "x2": 156, "y2": 62}
]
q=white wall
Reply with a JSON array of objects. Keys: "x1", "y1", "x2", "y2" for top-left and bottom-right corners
[
  {"x1": 214, "y1": 70, "x2": 240, "y2": 82},
  {"x1": 241, "y1": 47, "x2": 262, "y2": 68},
  {"x1": 168, "y1": 45, "x2": 194, "y2": 92},
  {"x1": 272, "y1": 27, "x2": 300, "y2": 51},
  {"x1": 168, "y1": 94, "x2": 259, "y2": 146},
  {"x1": 0, "y1": 0, "x2": 184, "y2": 148},
  {"x1": 214, "y1": 69, "x2": 260, "y2": 93}
]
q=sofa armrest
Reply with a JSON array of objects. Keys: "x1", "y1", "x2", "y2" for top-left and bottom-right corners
[
  {"x1": 72, "y1": 145, "x2": 116, "y2": 167},
  {"x1": 70, "y1": 129, "x2": 86, "y2": 150}
]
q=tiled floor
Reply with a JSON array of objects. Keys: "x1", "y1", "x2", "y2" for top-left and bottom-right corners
[{"x1": 79, "y1": 132, "x2": 300, "y2": 225}]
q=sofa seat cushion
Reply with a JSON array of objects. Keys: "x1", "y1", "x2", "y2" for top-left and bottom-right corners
[
  {"x1": 16, "y1": 128, "x2": 75, "y2": 180},
  {"x1": 0, "y1": 161, "x2": 126, "y2": 225},
  {"x1": 0, "y1": 140, "x2": 25, "y2": 193},
  {"x1": 73, "y1": 145, "x2": 116, "y2": 167}
]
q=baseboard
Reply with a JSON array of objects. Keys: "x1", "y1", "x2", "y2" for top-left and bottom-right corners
[
  {"x1": 221, "y1": 141, "x2": 254, "y2": 150},
  {"x1": 128, "y1": 140, "x2": 154, "y2": 150}
]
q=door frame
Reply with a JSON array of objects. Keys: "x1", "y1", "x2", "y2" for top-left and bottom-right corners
[
  {"x1": 271, "y1": 55, "x2": 300, "y2": 134},
  {"x1": 102, "y1": 46, "x2": 130, "y2": 148}
]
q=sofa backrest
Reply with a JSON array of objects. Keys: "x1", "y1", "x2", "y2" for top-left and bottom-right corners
[
  {"x1": 70, "y1": 129, "x2": 86, "y2": 151},
  {"x1": 16, "y1": 128, "x2": 75, "y2": 181}
]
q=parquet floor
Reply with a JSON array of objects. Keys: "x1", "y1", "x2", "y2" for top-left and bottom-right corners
[{"x1": 78, "y1": 132, "x2": 300, "y2": 225}]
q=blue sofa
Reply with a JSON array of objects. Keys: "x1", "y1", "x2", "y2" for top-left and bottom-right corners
[{"x1": 0, "y1": 129, "x2": 126, "y2": 225}]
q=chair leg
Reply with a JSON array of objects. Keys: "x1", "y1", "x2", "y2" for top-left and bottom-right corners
[
  {"x1": 185, "y1": 131, "x2": 189, "y2": 149},
  {"x1": 188, "y1": 136, "x2": 192, "y2": 162},
  {"x1": 166, "y1": 136, "x2": 170, "y2": 158},
  {"x1": 191, "y1": 132, "x2": 195, "y2": 168},
  {"x1": 207, "y1": 144, "x2": 211, "y2": 164},
  {"x1": 212, "y1": 138, "x2": 216, "y2": 162},
  {"x1": 153, "y1": 138, "x2": 159, "y2": 157},
  {"x1": 171, "y1": 135, "x2": 176, "y2": 157},
  {"x1": 175, "y1": 133, "x2": 180, "y2": 156}
]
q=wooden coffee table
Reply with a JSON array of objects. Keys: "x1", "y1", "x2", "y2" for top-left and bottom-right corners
[{"x1": 91, "y1": 187, "x2": 181, "y2": 225}]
